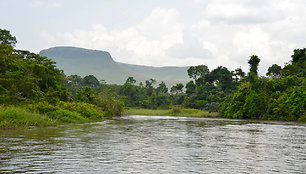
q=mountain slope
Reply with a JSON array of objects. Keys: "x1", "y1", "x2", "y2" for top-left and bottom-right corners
[{"x1": 40, "y1": 47, "x2": 190, "y2": 86}]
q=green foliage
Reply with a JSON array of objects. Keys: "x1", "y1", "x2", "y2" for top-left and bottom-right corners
[
  {"x1": 30, "y1": 101, "x2": 104, "y2": 121},
  {"x1": 0, "y1": 29, "x2": 17, "y2": 47},
  {"x1": 234, "y1": 67, "x2": 245, "y2": 81},
  {"x1": 83, "y1": 75, "x2": 100, "y2": 87},
  {"x1": 248, "y1": 55, "x2": 260, "y2": 76},
  {"x1": 282, "y1": 48, "x2": 306, "y2": 77},
  {"x1": 187, "y1": 65, "x2": 209, "y2": 80},
  {"x1": 156, "y1": 81, "x2": 168, "y2": 94},
  {"x1": 291, "y1": 48, "x2": 306, "y2": 63},
  {"x1": 0, "y1": 105, "x2": 55, "y2": 129},
  {"x1": 0, "y1": 41, "x2": 67, "y2": 104},
  {"x1": 145, "y1": 78, "x2": 156, "y2": 96},
  {"x1": 58, "y1": 101, "x2": 104, "y2": 119},
  {"x1": 170, "y1": 106, "x2": 182, "y2": 114},
  {"x1": 48, "y1": 109, "x2": 87, "y2": 123},
  {"x1": 124, "y1": 108, "x2": 217, "y2": 117},
  {"x1": 93, "y1": 92, "x2": 124, "y2": 116},
  {"x1": 266, "y1": 64, "x2": 282, "y2": 78},
  {"x1": 0, "y1": 29, "x2": 123, "y2": 127},
  {"x1": 185, "y1": 80, "x2": 196, "y2": 95},
  {"x1": 170, "y1": 83, "x2": 184, "y2": 94},
  {"x1": 1, "y1": 29, "x2": 304, "y2": 124},
  {"x1": 206, "y1": 66, "x2": 234, "y2": 91},
  {"x1": 242, "y1": 90, "x2": 267, "y2": 119},
  {"x1": 221, "y1": 49, "x2": 305, "y2": 121},
  {"x1": 125, "y1": 77, "x2": 136, "y2": 85}
]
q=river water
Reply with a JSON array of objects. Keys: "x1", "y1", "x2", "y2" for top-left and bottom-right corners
[{"x1": 0, "y1": 115, "x2": 305, "y2": 173}]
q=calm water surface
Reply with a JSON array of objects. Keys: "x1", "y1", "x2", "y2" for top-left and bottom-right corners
[{"x1": 0, "y1": 115, "x2": 305, "y2": 173}]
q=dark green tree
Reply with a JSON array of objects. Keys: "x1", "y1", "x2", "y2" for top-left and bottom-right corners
[
  {"x1": 0, "y1": 29, "x2": 17, "y2": 47},
  {"x1": 291, "y1": 48, "x2": 306, "y2": 63},
  {"x1": 185, "y1": 80, "x2": 196, "y2": 95},
  {"x1": 282, "y1": 48, "x2": 306, "y2": 77},
  {"x1": 234, "y1": 67, "x2": 245, "y2": 81},
  {"x1": 170, "y1": 83, "x2": 184, "y2": 94},
  {"x1": 266, "y1": 64, "x2": 282, "y2": 78},
  {"x1": 125, "y1": 77, "x2": 136, "y2": 85},
  {"x1": 83, "y1": 75, "x2": 100, "y2": 87},
  {"x1": 156, "y1": 81, "x2": 168, "y2": 94},
  {"x1": 145, "y1": 78, "x2": 156, "y2": 96},
  {"x1": 248, "y1": 55, "x2": 260, "y2": 76},
  {"x1": 207, "y1": 66, "x2": 234, "y2": 91},
  {"x1": 187, "y1": 65, "x2": 209, "y2": 80}
]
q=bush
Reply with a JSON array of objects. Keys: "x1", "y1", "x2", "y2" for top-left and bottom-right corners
[
  {"x1": 93, "y1": 92, "x2": 124, "y2": 116},
  {"x1": 0, "y1": 105, "x2": 55, "y2": 128},
  {"x1": 58, "y1": 102, "x2": 104, "y2": 119},
  {"x1": 170, "y1": 106, "x2": 182, "y2": 114},
  {"x1": 29, "y1": 101, "x2": 105, "y2": 122},
  {"x1": 49, "y1": 109, "x2": 87, "y2": 123}
]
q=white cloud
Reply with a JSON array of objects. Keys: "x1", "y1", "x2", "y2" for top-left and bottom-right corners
[
  {"x1": 39, "y1": 1, "x2": 306, "y2": 75},
  {"x1": 31, "y1": 0, "x2": 61, "y2": 8},
  {"x1": 188, "y1": 0, "x2": 306, "y2": 74},
  {"x1": 166, "y1": 32, "x2": 212, "y2": 59},
  {"x1": 41, "y1": 8, "x2": 184, "y2": 66},
  {"x1": 204, "y1": 0, "x2": 284, "y2": 24}
]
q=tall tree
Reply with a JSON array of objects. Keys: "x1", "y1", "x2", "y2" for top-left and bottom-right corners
[
  {"x1": 206, "y1": 66, "x2": 234, "y2": 91},
  {"x1": 185, "y1": 80, "x2": 196, "y2": 95},
  {"x1": 291, "y1": 48, "x2": 306, "y2": 63},
  {"x1": 170, "y1": 83, "x2": 184, "y2": 94},
  {"x1": 125, "y1": 77, "x2": 136, "y2": 85},
  {"x1": 234, "y1": 67, "x2": 245, "y2": 80},
  {"x1": 83, "y1": 75, "x2": 100, "y2": 87},
  {"x1": 266, "y1": 64, "x2": 282, "y2": 78},
  {"x1": 156, "y1": 81, "x2": 168, "y2": 94},
  {"x1": 187, "y1": 65, "x2": 209, "y2": 80},
  {"x1": 248, "y1": 55, "x2": 260, "y2": 76},
  {"x1": 0, "y1": 29, "x2": 17, "y2": 47},
  {"x1": 145, "y1": 78, "x2": 156, "y2": 96}
]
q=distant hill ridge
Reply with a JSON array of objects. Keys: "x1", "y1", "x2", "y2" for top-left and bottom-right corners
[{"x1": 40, "y1": 46, "x2": 190, "y2": 86}]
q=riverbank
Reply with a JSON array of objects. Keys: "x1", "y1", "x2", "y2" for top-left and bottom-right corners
[
  {"x1": 0, "y1": 102, "x2": 106, "y2": 129},
  {"x1": 123, "y1": 108, "x2": 219, "y2": 118}
]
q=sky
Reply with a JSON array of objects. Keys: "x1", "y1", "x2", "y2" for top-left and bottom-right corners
[{"x1": 1, "y1": 0, "x2": 305, "y2": 75}]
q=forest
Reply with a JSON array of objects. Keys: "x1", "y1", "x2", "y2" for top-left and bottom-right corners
[{"x1": 0, "y1": 28, "x2": 305, "y2": 128}]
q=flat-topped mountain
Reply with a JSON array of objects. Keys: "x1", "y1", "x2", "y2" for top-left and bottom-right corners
[{"x1": 40, "y1": 47, "x2": 190, "y2": 86}]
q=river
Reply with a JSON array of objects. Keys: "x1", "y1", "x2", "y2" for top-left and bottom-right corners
[{"x1": 0, "y1": 115, "x2": 305, "y2": 173}]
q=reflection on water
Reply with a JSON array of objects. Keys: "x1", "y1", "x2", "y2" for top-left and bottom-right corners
[{"x1": 0, "y1": 116, "x2": 305, "y2": 173}]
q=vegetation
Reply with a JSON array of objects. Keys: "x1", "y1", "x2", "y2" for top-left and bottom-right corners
[
  {"x1": 115, "y1": 49, "x2": 304, "y2": 122},
  {"x1": 1, "y1": 28, "x2": 304, "y2": 128},
  {"x1": 58, "y1": 48, "x2": 305, "y2": 122},
  {"x1": 123, "y1": 108, "x2": 218, "y2": 117},
  {"x1": 220, "y1": 50, "x2": 305, "y2": 121},
  {"x1": 0, "y1": 29, "x2": 123, "y2": 129}
]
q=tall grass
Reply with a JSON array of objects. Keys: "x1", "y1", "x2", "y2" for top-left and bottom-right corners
[
  {"x1": 0, "y1": 101, "x2": 107, "y2": 129},
  {"x1": 0, "y1": 105, "x2": 56, "y2": 129},
  {"x1": 123, "y1": 107, "x2": 218, "y2": 117}
]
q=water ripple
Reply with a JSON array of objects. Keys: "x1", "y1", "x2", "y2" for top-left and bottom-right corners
[{"x1": 0, "y1": 115, "x2": 305, "y2": 173}]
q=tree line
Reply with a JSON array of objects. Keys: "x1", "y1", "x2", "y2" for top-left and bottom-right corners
[
  {"x1": 0, "y1": 29, "x2": 123, "y2": 123},
  {"x1": 1, "y1": 28, "x2": 305, "y2": 122}
]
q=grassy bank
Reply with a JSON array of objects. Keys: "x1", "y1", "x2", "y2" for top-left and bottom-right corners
[
  {"x1": 123, "y1": 107, "x2": 218, "y2": 118},
  {"x1": 0, "y1": 106, "x2": 56, "y2": 129},
  {"x1": 0, "y1": 102, "x2": 106, "y2": 129}
]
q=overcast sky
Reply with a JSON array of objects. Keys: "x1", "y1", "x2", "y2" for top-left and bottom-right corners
[{"x1": 1, "y1": 0, "x2": 305, "y2": 75}]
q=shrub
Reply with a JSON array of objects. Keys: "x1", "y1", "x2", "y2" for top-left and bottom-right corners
[
  {"x1": 0, "y1": 105, "x2": 55, "y2": 128},
  {"x1": 170, "y1": 106, "x2": 181, "y2": 114},
  {"x1": 49, "y1": 109, "x2": 87, "y2": 123}
]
